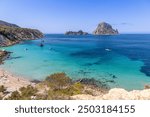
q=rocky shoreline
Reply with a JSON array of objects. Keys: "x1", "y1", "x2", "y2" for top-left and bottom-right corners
[
  {"x1": 71, "y1": 88, "x2": 150, "y2": 100},
  {"x1": 0, "y1": 50, "x2": 11, "y2": 64}
]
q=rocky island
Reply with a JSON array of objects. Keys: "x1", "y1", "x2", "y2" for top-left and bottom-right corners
[
  {"x1": 0, "y1": 20, "x2": 43, "y2": 47},
  {"x1": 65, "y1": 30, "x2": 88, "y2": 35},
  {"x1": 93, "y1": 22, "x2": 119, "y2": 35}
]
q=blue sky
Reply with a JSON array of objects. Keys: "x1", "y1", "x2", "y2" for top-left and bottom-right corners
[{"x1": 0, "y1": 0, "x2": 150, "y2": 33}]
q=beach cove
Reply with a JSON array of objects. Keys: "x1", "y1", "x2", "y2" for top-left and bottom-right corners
[
  {"x1": 1, "y1": 34, "x2": 150, "y2": 90},
  {"x1": 1, "y1": 34, "x2": 150, "y2": 99},
  {"x1": 0, "y1": 68, "x2": 150, "y2": 100}
]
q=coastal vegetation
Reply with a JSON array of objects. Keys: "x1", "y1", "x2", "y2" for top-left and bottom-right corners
[
  {"x1": 0, "y1": 85, "x2": 6, "y2": 99},
  {"x1": 7, "y1": 85, "x2": 38, "y2": 100},
  {"x1": 0, "y1": 73, "x2": 109, "y2": 100},
  {"x1": 1, "y1": 72, "x2": 150, "y2": 100},
  {"x1": 0, "y1": 85, "x2": 6, "y2": 93}
]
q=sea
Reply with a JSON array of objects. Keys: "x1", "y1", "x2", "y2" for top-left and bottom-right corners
[{"x1": 0, "y1": 34, "x2": 150, "y2": 90}]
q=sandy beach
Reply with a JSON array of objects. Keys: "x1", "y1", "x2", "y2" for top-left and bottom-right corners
[{"x1": 0, "y1": 68, "x2": 32, "y2": 92}]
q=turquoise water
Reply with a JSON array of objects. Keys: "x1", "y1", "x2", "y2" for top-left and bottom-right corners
[{"x1": 1, "y1": 34, "x2": 150, "y2": 90}]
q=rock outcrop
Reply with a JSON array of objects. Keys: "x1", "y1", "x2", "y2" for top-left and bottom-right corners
[
  {"x1": 0, "y1": 20, "x2": 43, "y2": 46},
  {"x1": 71, "y1": 88, "x2": 150, "y2": 100},
  {"x1": 0, "y1": 50, "x2": 10, "y2": 64},
  {"x1": 93, "y1": 22, "x2": 119, "y2": 35},
  {"x1": 65, "y1": 30, "x2": 88, "y2": 35}
]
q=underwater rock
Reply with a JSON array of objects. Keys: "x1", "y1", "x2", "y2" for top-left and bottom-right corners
[
  {"x1": 144, "y1": 84, "x2": 150, "y2": 89},
  {"x1": 76, "y1": 78, "x2": 110, "y2": 90}
]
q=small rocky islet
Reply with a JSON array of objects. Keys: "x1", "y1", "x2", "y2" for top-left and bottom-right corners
[
  {"x1": 93, "y1": 22, "x2": 119, "y2": 35},
  {"x1": 65, "y1": 22, "x2": 119, "y2": 35},
  {"x1": 65, "y1": 30, "x2": 88, "y2": 35}
]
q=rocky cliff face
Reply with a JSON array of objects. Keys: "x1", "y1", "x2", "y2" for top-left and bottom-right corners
[
  {"x1": 65, "y1": 30, "x2": 88, "y2": 35},
  {"x1": 0, "y1": 20, "x2": 43, "y2": 46},
  {"x1": 93, "y1": 22, "x2": 119, "y2": 35}
]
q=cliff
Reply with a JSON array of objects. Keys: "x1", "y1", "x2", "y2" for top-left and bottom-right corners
[
  {"x1": 65, "y1": 30, "x2": 88, "y2": 35},
  {"x1": 0, "y1": 20, "x2": 43, "y2": 46},
  {"x1": 93, "y1": 22, "x2": 119, "y2": 35}
]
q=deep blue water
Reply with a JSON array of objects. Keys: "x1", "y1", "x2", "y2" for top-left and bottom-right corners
[{"x1": 1, "y1": 34, "x2": 150, "y2": 90}]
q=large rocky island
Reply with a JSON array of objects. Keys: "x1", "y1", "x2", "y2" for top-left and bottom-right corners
[
  {"x1": 93, "y1": 22, "x2": 119, "y2": 35},
  {"x1": 0, "y1": 20, "x2": 43, "y2": 47},
  {"x1": 65, "y1": 30, "x2": 88, "y2": 35}
]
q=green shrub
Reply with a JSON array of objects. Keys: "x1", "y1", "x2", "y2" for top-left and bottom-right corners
[
  {"x1": 7, "y1": 91, "x2": 21, "y2": 100},
  {"x1": 45, "y1": 73, "x2": 72, "y2": 89},
  {"x1": 43, "y1": 73, "x2": 85, "y2": 99},
  {"x1": 47, "y1": 89, "x2": 70, "y2": 100},
  {"x1": 0, "y1": 85, "x2": 6, "y2": 93},
  {"x1": 19, "y1": 85, "x2": 38, "y2": 99},
  {"x1": 7, "y1": 85, "x2": 38, "y2": 100}
]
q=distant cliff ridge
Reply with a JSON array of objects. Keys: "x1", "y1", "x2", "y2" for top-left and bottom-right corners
[
  {"x1": 93, "y1": 22, "x2": 119, "y2": 35},
  {"x1": 65, "y1": 30, "x2": 88, "y2": 35},
  {"x1": 0, "y1": 20, "x2": 43, "y2": 47},
  {"x1": 0, "y1": 20, "x2": 20, "y2": 28}
]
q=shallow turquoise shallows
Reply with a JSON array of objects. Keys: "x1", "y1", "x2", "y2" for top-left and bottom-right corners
[{"x1": 1, "y1": 34, "x2": 150, "y2": 90}]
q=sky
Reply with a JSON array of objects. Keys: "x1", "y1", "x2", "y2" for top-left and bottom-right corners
[{"x1": 0, "y1": 0, "x2": 150, "y2": 33}]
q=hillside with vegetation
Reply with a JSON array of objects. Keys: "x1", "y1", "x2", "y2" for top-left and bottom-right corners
[{"x1": 0, "y1": 20, "x2": 43, "y2": 46}]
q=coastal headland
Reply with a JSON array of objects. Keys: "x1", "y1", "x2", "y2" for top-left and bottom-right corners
[{"x1": 0, "y1": 20, "x2": 43, "y2": 47}]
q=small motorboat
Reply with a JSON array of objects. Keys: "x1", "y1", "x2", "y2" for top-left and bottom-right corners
[{"x1": 105, "y1": 48, "x2": 111, "y2": 51}]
